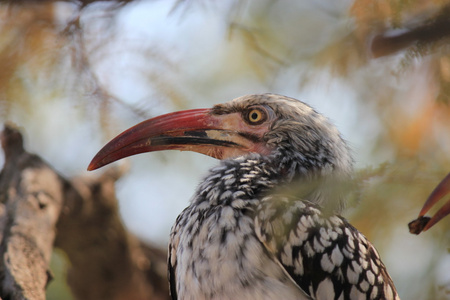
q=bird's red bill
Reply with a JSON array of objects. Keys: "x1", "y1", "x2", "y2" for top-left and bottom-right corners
[{"x1": 88, "y1": 108, "x2": 271, "y2": 171}]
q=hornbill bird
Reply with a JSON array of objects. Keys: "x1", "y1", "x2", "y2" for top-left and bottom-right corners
[{"x1": 89, "y1": 94, "x2": 399, "y2": 300}]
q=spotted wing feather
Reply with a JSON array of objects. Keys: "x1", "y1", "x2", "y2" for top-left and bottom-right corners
[{"x1": 254, "y1": 195, "x2": 400, "y2": 300}]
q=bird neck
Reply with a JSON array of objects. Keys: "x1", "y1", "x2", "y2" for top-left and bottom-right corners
[
  {"x1": 194, "y1": 153, "x2": 280, "y2": 207},
  {"x1": 193, "y1": 152, "x2": 351, "y2": 213}
]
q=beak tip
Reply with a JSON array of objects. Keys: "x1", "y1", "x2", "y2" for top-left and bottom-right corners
[
  {"x1": 87, "y1": 158, "x2": 104, "y2": 171},
  {"x1": 87, "y1": 163, "x2": 97, "y2": 171}
]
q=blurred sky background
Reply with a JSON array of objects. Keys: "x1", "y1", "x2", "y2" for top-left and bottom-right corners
[{"x1": 0, "y1": 0, "x2": 449, "y2": 299}]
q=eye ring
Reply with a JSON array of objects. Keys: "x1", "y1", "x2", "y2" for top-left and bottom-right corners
[{"x1": 244, "y1": 107, "x2": 268, "y2": 125}]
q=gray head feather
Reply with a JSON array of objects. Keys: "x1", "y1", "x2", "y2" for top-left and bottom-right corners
[{"x1": 213, "y1": 93, "x2": 354, "y2": 212}]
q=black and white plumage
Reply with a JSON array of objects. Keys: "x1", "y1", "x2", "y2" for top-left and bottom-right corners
[{"x1": 89, "y1": 94, "x2": 400, "y2": 300}]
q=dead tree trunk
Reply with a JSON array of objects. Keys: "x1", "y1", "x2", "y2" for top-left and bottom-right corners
[
  {"x1": 0, "y1": 124, "x2": 62, "y2": 300},
  {"x1": 0, "y1": 124, "x2": 170, "y2": 300}
]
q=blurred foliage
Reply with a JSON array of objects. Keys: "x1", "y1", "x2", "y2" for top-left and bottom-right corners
[
  {"x1": 0, "y1": 0, "x2": 449, "y2": 299},
  {"x1": 47, "y1": 250, "x2": 74, "y2": 300}
]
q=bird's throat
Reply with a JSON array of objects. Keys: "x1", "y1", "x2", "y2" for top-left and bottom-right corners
[{"x1": 192, "y1": 153, "x2": 351, "y2": 215}]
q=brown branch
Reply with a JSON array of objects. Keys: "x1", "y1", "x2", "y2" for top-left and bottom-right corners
[
  {"x1": 55, "y1": 168, "x2": 169, "y2": 300},
  {"x1": 0, "y1": 123, "x2": 62, "y2": 300},
  {"x1": 0, "y1": 124, "x2": 170, "y2": 300},
  {"x1": 371, "y1": 8, "x2": 450, "y2": 58}
]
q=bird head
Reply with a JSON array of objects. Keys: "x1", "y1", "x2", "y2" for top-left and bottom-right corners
[{"x1": 88, "y1": 94, "x2": 353, "y2": 208}]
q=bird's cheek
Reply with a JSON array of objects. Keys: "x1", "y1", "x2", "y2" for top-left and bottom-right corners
[
  {"x1": 248, "y1": 143, "x2": 273, "y2": 156},
  {"x1": 214, "y1": 133, "x2": 272, "y2": 159},
  {"x1": 218, "y1": 147, "x2": 253, "y2": 160}
]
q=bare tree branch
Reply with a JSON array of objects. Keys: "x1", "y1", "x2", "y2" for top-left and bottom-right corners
[
  {"x1": 371, "y1": 6, "x2": 450, "y2": 58},
  {"x1": 0, "y1": 124, "x2": 170, "y2": 300},
  {"x1": 0, "y1": 124, "x2": 62, "y2": 300}
]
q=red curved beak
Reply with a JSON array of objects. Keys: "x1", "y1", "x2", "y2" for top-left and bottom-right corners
[
  {"x1": 88, "y1": 108, "x2": 270, "y2": 171},
  {"x1": 418, "y1": 173, "x2": 450, "y2": 231}
]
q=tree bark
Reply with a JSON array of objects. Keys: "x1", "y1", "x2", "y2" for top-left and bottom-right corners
[
  {"x1": 0, "y1": 124, "x2": 60, "y2": 300},
  {"x1": 0, "y1": 123, "x2": 170, "y2": 300}
]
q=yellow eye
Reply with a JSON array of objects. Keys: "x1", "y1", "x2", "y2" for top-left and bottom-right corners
[
  {"x1": 248, "y1": 109, "x2": 262, "y2": 122},
  {"x1": 245, "y1": 108, "x2": 267, "y2": 125}
]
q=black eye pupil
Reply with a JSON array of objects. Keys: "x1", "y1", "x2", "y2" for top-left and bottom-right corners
[{"x1": 251, "y1": 112, "x2": 258, "y2": 120}]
